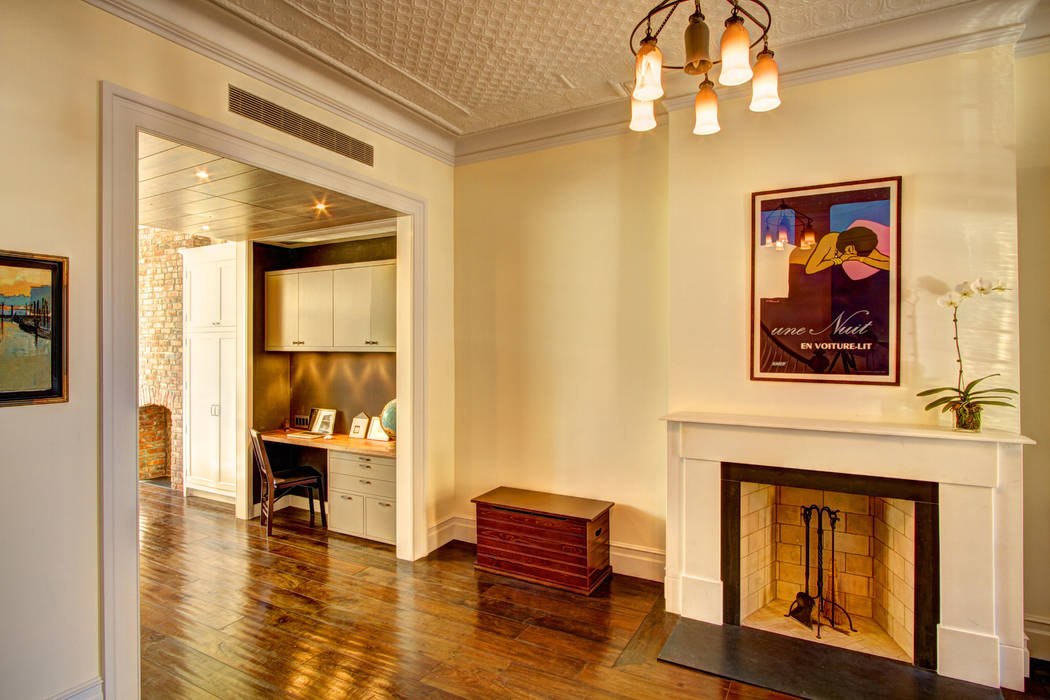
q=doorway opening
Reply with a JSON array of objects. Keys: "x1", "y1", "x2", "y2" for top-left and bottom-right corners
[{"x1": 103, "y1": 84, "x2": 430, "y2": 697}]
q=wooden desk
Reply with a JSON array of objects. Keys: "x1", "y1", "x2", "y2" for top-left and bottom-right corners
[
  {"x1": 259, "y1": 429, "x2": 397, "y2": 543},
  {"x1": 259, "y1": 429, "x2": 396, "y2": 459}
]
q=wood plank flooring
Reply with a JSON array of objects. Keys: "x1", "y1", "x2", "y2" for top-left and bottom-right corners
[
  {"x1": 138, "y1": 482, "x2": 771, "y2": 699},
  {"x1": 138, "y1": 483, "x2": 1043, "y2": 699}
]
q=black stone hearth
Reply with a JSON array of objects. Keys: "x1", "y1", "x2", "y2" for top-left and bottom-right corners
[{"x1": 658, "y1": 618, "x2": 1003, "y2": 700}]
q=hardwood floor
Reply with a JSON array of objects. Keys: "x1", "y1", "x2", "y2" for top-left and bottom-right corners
[
  {"x1": 138, "y1": 483, "x2": 1042, "y2": 699},
  {"x1": 138, "y1": 482, "x2": 768, "y2": 698}
]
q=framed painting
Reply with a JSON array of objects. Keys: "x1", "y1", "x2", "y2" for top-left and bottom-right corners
[
  {"x1": 750, "y1": 177, "x2": 901, "y2": 385},
  {"x1": 0, "y1": 250, "x2": 68, "y2": 405}
]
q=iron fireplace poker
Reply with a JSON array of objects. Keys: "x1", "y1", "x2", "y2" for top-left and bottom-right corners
[{"x1": 786, "y1": 504, "x2": 857, "y2": 638}]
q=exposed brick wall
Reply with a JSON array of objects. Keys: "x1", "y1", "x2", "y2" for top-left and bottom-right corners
[
  {"x1": 138, "y1": 227, "x2": 213, "y2": 489},
  {"x1": 138, "y1": 404, "x2": 171, "y2": 480}
]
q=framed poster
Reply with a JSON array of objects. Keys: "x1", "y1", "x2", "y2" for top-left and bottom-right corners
[
  {"x1": 750, "y1": 177, "x2": 901, "y2": 385},
  {"x1": 0, "y1": 250, "x2": 68, "y2": 405}
]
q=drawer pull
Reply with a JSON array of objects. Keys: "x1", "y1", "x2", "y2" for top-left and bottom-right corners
[
  {"x1": 378, "y1": 502, "x2": 392, "y2": 508},
  {"x1": 595, "y1": 527, "x2": 603, "y2": 537},
  {"x1": 359, "y1": 457, "x2": 372, "y2": 462},
  {"x1": 340, "y1": 495, "x2": 353, "y2": 501},
  {"x1": 360, "y1": 480, "x2": 372, "y2": 485},
  {"x1": 490, "y1": 505, "x2": 566, "y2": 520},
  {"x1": 361, "y1": 465, "x2": 372, "y2": 470}
]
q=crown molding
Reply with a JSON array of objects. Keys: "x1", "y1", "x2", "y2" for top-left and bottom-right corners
[
  {"x1": 84, "y1": 0, "x2": 1041, "y2": 169},
  {"x1": 82, "y1": 0, "x2": 458, "y2": 165},
  {"x1": 1016, "y1": 34, "x2": 1050, "y2": 56}
]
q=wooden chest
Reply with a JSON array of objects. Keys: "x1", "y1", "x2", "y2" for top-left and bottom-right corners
[{"x1": 471, "y1": 487, "x2": 614, "y2": 595}]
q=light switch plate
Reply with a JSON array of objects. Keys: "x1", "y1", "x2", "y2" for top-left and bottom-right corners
[{"x1": 293, "y1": 414, "x2": 310, "y2": 428}]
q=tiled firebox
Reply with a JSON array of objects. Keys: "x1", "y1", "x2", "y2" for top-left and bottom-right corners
[{"x1": 737, "y1": 482, "x2": 918, "y2": 662}]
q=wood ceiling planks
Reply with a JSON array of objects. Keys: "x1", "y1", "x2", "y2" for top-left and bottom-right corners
[{"x1": 136, "y1": 132, "x2": 399, "y2": 240}]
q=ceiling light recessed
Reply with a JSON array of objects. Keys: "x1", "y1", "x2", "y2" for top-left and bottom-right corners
[
  {"x1": 195, "y1": 169, "x2": 209, "y2": 179},
  {"x1": 315, "y1": 202, "x2": 327, "y2": 212},
  {"x1": 202, "y1": 224, "x2": 211, "y2": 232}
]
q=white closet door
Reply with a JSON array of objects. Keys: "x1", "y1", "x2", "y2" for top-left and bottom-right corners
[
  {"x1": 297, "y1": 270, "x2": 334, "y2": 348},
  {"x1": 264, "y1": 273, "x2": 298, "y2": 349},
  {"x1": 369, "y1": 263, "x2": 397, "y2": 349},
  {"x1": 217, "y1": 259, "x2": 236, "y2": 328},
  {"x1": 185, "y1": 333, "x2": 220, "y2": 488},
  {"x1": 217, "y1": 334, "x2": 237, "y2": 492},
  {"x1": 332, "y1": 266, "x2": 371, "y2": 347},
  {"x1": 185, "y1": 261, "x2": 220, "y2": 329}
]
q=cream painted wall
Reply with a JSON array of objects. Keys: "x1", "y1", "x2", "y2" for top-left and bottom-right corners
[
  {"x1": 454, "y1": 129, "x2": 669, "y2": 551},
  {"x1": 0, "y1": 0, "x2": 454, "y2": 696},
  {"x1": 668, "y1": 46, "x2": 1021, "y2": 433},
  {"x1": 1016, "y1": 50, "x2": 1050, "y2": 660}
]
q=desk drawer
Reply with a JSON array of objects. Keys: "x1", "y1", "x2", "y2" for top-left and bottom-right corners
[
  {"x1": 330, "y1": 452, "x2": 395, "y2": 475},
  {"x1": 365, "y1": 497, "x2": 396, "y2": 543},
  {"x1": 329, "y1": 472, "x2": 395, "y2": 498},
  {"x1": 329, "y1": 489, "x2": 364, "y2": 536},
  {"x1": 329, "y1": 453, "x2": 396, "y2": 481}
]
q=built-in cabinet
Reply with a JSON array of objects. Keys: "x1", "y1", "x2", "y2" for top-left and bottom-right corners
[
  {"x1": 264, "y1": 260, "x2": 395, "y2": 352},
  {"x1": 181, "y1": 243, "x2": 238, "y2": 499},
  {"x1": 328, "y1": 452, "x2": 396, "y2": 543}
]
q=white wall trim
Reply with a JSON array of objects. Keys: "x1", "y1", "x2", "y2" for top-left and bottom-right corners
[
  {"x1": 47, "y1": 677, "x2": 103, "y2": 700},
  {"x1": 101, "y1": 81, "x2": 431, "y2": 699},
  {"x1": 1026, "y1": 614, "x2": 1050, "y2": 661},
  {"x1": 429, "y1": 515, "x2": 666, "y2": 582},
  {"x1": 1016, "y1": 35, "x2": 1050, "y2": 57},
  {"x1": 83, "y1": 0, "x2": 457, "y2": 164}
]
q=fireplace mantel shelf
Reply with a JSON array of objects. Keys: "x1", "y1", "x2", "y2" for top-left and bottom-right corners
[{"x1": 661, "y1": 411, "x2": 1034, "y2": 446}]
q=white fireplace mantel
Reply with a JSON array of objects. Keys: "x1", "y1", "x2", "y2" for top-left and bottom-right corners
[{"x1": 663, "y1": 411, "x2": 1033, "y2": 691}]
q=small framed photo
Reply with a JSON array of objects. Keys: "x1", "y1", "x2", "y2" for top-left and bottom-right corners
[
  {"x1": 349, "y1": 412, "x2": 369, "y2": 438},
  {"x1": 308, "y1": 407, "x2": 337, "y2": 434},
  {"x1": 366, "y1": 415, "x2": 390, "y2": 441},
  {"x1": 0, "y1": 249, "x2": 68, "y2": 406}
]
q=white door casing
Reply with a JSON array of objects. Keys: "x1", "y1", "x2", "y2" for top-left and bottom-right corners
[{"x1": 101, "y1": 83, "x2": 430, "y2": 699}]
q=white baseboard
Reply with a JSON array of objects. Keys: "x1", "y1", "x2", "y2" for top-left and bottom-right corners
[
  {"x1": 1026, "y1": 614, "x2": 1050, "y2": 662},
  {"x1": 185, "y1": 486, "x2": 235, "y2": 504},
  {"x1": 48, "y1": 677, "x2": 103, "y2": 700},
  {"x1": 428, "y1": 514, "x2": 666, "y2": 582}
]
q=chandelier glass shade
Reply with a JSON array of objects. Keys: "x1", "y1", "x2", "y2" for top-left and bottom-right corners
[
  {"x1": 628, "y1": 0, "x2": 779, "y2": 134},
  {"x1": 630, "y1": 97, "x2": 658, "y2": 131}
]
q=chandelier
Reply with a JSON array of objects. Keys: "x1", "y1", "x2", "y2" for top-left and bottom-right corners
[{"x1": 628, "y1": 0, "x2": 780, "y2": 134}]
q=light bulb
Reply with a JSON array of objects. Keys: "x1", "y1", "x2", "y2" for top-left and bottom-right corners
[
  {"x1": 765, "y1": 234, "x2": 774, "y2": 247},
  {"x1": 775, "y1": 239, "x2": 785, "y2": 251},
  {"x1": 749, "y1": 48, "x2": 781, "y2": 112},
  {"x1": 719, "y1": 15, "x2": 753, "y2": 87},
  {"x1": 778, "y1": 227, "x2": 788, "y2": 243},
  {"x1": 692, "y1": 78, "x2": 720, "y2": 135},
  {"x1": 629, "y1": 98, "x2": 657, "y2": 132},
  {"x1": 632, "y1": 37, "x2": 664, "y2": 101}
]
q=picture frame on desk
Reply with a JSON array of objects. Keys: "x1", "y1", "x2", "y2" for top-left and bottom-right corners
[
  {"x1": 349, "y1": 412, "x2": 369, "y2": 439},
  {"x1": 366, "y1": 416, "x2": 390, "y2": 441},
  {"x1": 308, "y1": 407, "x2": 337, "y2": 434}
]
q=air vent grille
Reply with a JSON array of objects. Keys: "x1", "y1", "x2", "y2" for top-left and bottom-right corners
[{"x1": 228, "y1": 85, "x2": 374, "y2": 167}]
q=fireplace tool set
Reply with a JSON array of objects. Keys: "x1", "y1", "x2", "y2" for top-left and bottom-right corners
[{"x1": 786, "y1": 505, "x2": 857, "y2": 638}]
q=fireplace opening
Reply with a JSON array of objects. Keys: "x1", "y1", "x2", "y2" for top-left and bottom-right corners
[
  {"x1": 722, "y1": 463, "x2": 938, "y2": 670},
  {"x1": 738, "y1": 483, "x2": 917, "y2": 662}
]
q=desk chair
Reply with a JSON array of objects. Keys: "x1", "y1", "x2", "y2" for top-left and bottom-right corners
[{"x1": 249, "y1": 429, "x2": 327, "y2": 536}]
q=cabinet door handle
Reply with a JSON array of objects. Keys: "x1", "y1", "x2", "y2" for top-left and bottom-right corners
[
  {"x1": 211, "y1": 321, "x2": 221, "y2": 326},
  {"x1": 378, "y1": 502, "x2": 392, "y2": 508},
  {"x1": 359, "y1": 480, "x2": 372, "y2": 485}
]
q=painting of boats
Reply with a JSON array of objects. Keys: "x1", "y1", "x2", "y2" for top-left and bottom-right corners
[{"x1": 0, "y1": 250, "x2": 67, "y2": 406}]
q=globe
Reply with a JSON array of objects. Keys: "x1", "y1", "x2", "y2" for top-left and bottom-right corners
[{"x1": 380, "y1": 399, "x2": 397, "y2": 438}]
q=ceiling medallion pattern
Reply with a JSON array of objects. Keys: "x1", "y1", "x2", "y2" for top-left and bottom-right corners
[{"x1": 207, "y1": 0, "x2": 965, "y2": 135}]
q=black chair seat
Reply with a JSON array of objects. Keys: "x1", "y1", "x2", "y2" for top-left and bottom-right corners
[{"x1": 273, "y1": 465, "x2": 323, "y2": 484}]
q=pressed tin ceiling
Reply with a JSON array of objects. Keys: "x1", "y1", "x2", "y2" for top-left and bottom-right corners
[{"x1": 206, "y1": 0, "x2": 966, "y2": 134}]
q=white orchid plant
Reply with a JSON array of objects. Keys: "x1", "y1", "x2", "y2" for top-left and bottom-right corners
[{"x1": 917, "y1": 277, "x2": 1016, "y2": 430}]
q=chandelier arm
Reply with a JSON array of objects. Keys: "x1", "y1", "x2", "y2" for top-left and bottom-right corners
[{"x1": 630, "y1": 0, "x2": 773, "y2": 62}]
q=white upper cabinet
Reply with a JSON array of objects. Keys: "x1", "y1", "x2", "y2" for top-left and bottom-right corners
[
  {"x1": 265, "y1": 260, "x2": 394, "y2": 352},
  {"x1": 181, "y1": 242, "x2": 237, "y2": 329}
]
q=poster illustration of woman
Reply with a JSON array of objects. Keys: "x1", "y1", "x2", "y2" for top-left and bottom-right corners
[{"x1": 750, "y1": 177, "x2": 901, "y2": 385}]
